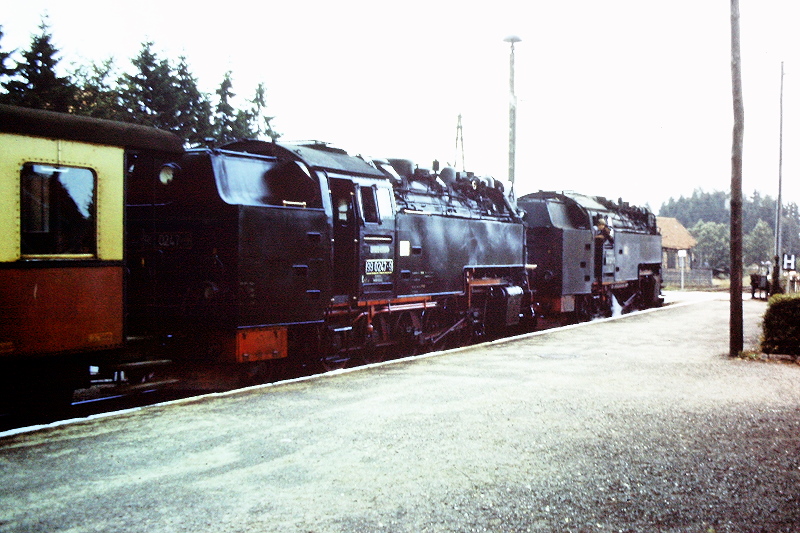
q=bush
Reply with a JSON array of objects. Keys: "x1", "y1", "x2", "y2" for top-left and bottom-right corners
[{"x1": 761, "y1": 294, "x2": 800, "y2": 356}]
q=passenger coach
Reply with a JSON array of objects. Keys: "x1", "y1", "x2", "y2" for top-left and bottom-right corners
[{"x1": 0, "y1": 104, "x2": 183, "y2": 405}]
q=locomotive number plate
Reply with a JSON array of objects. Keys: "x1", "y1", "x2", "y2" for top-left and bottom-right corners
[
  {"x1": 156, "y1": 232, "x2": 193, "y2": 249},
  {"x1": 365, "y1": 258, "x2": 393, "y2": 275}
]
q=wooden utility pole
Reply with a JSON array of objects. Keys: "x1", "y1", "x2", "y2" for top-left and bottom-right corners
[
  {"x1": 772, "y1": 61, "x2": 785, "y2": 293},
  {"x1": 729, "y1": 0, "x2": 744, "y2": 356}
]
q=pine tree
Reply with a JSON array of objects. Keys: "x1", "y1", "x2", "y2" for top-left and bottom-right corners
[
  {"x1": 174, "y1": 56, "x2": 213, "y2": 144},
  {"x1": 2, "y1": 23, "x2": 280, "y2": 146},
  {"x1": 214, "y1": 71, "x2": 243, "y2": 143},
  {"x1": 117, "y1": 43, "x2": 212, "y2": 144},
  {"x1": 250, "y1": 82, "x2": 280, "y2": 141},
  {"x1": 0, "y1": 26, "x2": 17, "y2": 79},
  {"x1": 0, "y1": 20, "x2": 76, "y2": 111},
  {"x1": 72, "y1": 58, "x2": 120, "y2": 120},
  {"x1": 118, "y1": 42, "x2": 177, "y2": 128}
]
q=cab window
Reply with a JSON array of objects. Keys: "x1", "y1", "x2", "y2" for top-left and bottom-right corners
[
  {"x1": 20, "y1": 163, "x2": 96, "y2": 256},
  {"x1": 376, "y1": 187, "x2": 393, "y2": 219},
  {"x1": 360, "y1": 186, "x2": 379, "y2": 223}
]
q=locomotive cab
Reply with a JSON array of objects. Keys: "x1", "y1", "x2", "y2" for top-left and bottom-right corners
[
  {"x1": 127, "y1": 142, "x2": 338, "y2": 364},
  {"x1": 329, "y1": 175, "x2": 396, "y2": 303}
]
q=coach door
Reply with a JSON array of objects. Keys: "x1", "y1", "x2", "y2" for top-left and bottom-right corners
[{"x1": 330, "y1": 178, "x2": 358, "y2": 302}]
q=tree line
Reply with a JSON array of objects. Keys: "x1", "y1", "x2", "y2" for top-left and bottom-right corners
[
  {"x1": 658, "y1": 189, "x2": 800, "y2": 271},
  {"x1": 0, "y1": 20, "x2": 280, "y2": 145}
]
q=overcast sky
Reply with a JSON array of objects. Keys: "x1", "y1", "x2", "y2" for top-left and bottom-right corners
[{"x1": 2, "y1": 1, "x2": 798, "y2": 212}]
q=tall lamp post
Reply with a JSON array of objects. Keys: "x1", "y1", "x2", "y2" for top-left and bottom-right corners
[{"x1": 504, "y1": 35, "x2": 521, "y2": 199}]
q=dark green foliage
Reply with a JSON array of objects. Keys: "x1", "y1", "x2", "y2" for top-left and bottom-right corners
[
  {"x1": 0, "y1": 23, "x2": 279, "y2": 145},
  {"x1": 689, "y1": 220, "x2": 729, "y2": 269},
  {"x1": 213, "y1": 71, "x2": 245, "y2": 143},
  {"x1": 173, "y1": 56, "x2": 214, "y2": 144},
  {"x1": 118, "y1": 42, "x2": 189, "y2": 133},
  {"x1": 659, "y1": 190, "x2": 729, "y2": 226},
  {"x1": 662, "y1": 189, "x2": 800, "y2": 268},
  {"x1": 0, "y1": 20, "x2": 76, "y2": 112},
  {"x1": 743, "y1": 219, "x2": 775, "y2": 266},
  {"x1": 781, "y1": 203, "x2": 800, "y2": 259},
  {"x1": 213, "y1": 73, "x2": 280, "y2": 144},
  {"x1": 0, "y1": 27, "x2": 16, "y2": 78},
  {"x1": 761, "y1": 294, "x2": 800, "y2": 356},
  {"x1": 72, "y1": 58, "x2": 120, "y2": 120},
  {"x1": 251, "y1": 82, "x2": 280, "y2": 142}
]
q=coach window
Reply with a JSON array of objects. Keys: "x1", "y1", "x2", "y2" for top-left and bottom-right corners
[{"x1": 20, "y1": 163, "x2": 96, "y2": 256}]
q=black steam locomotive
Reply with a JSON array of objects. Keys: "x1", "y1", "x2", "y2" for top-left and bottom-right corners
[
  {"x1": 518, "y1": 190, "x2": 663, "y2": 321},
  {"x1": 127, "y1": 139, "x2": 533, "y2": 374},
  {"x1": 0, "y1": 104, "x2": 661, "y2": 410}
]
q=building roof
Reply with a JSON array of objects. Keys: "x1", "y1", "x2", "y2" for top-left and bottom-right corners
[{"x1": 657, "y1": 217, "x2": 697, "y2": 250}]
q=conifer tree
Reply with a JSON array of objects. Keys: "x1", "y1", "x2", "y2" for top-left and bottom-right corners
[
  {"x1": 117, "y1": 42, "x2": 212, "y2": 143},
  {"x1": 0, "y1": 27, "x2": 17, "y2": 79},
  {"x1": 72, "y1": 58, "x2": 120, "y2": 120},
  {"x1": 214, "y1": 71, "x2": 246, "y2": 143},
  {"x1": 118, "y1": 41, "x2": 177, "y2": 127},
  {"x1": 250, "y1": 82, "x2": 280, "y2": 141},
  {"x1": 0, "y1": 20, "x2": 76, "y2": 111},
  {"x1": 174, "y1": 56, "x2": 213, "y2": 144}
]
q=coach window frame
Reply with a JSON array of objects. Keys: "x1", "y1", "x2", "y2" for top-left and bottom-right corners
[{"x1": 19, "y1": 162, "x2": 97, "y2": 258}]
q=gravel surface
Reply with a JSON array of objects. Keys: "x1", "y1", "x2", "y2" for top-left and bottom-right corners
[{"x1": 1, "y1": 293, "x2": 798, "y2": 532}]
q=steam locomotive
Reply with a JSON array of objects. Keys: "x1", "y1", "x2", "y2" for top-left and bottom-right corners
[
  {"x1": 0, "y1": 104, "x2": 661, "y2": 410},
  {"x1": 126, "y1": 138, "x2": 533, "y2": 376},
  {"x1": 517, "y1": 191, "x2": 663, "y2": 321}
]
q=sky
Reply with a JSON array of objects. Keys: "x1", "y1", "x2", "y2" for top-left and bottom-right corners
[{"x1": 1, "y1": 0, "x2": 798, "y2": 212}]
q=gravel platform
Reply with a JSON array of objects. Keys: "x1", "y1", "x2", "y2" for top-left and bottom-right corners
[{"x1": 1, "y1": 292, "x2": 798, "y2": 533}]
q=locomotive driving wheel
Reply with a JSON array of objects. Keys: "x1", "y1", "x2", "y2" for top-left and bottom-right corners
[
  {"x1": 393, "y1": 311, "x2": 420, "y2": 357},
  {"x1": 422, "y1": 307, "x2": 465, "y2": 351},
  {"x1": 319, "y1": 328, "x2": 350, "y2": 372}
]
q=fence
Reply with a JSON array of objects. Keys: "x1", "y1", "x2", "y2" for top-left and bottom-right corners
[{"x1": 662, "y1": 268, "x2": 713, "y2": 288}]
